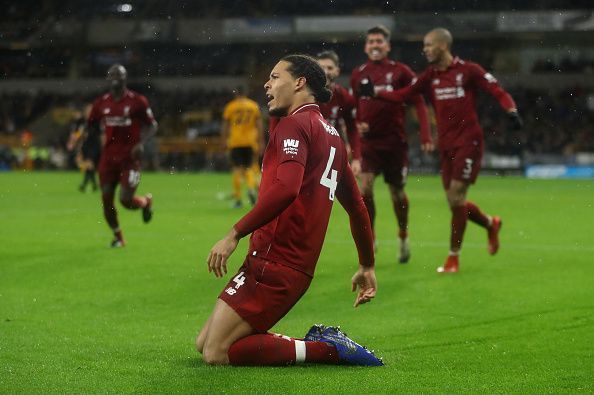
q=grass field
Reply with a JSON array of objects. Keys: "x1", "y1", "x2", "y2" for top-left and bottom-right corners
[{"x1": 1, "y1": 171, "x2": 593, "y2": 393}]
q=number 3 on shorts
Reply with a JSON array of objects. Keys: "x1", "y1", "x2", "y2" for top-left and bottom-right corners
[
  {"x1": 128, "y1": 170, "x2": 141, "y2": 187},
  {"x1": 320, "y1": 146, "x2": 338, "y2": 201},
  {"x1": 462, "y1": 158, "x2": 473, "y2": 179}
]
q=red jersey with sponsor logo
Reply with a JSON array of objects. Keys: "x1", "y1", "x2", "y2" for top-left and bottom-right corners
[
  {"x1": 318, "y1": 83, "x2": 360, "y2": 159},
  {"x1": 351, "y1": 58, "x2": 425, "y2": 145},
  {"x1": 88, "y1": 89, "x2": 155, "y2": 162},
  {"x1": 377, "y1": 57, "x2": 516, "y2": 150},
  {"x1": 248, "y1": 104, "x2": 349, "y2": 276}
]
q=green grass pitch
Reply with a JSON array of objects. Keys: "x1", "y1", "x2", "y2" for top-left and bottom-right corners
[{"x1": 1, "y1": 171, "x2": 593, "y2": 393}]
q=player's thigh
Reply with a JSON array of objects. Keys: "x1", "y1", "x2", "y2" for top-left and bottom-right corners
[
  {"x1": 201, "y1": 299, "x2": 255, "y2": 359},
  {"x1": 383, "y1": 146, "x2": 409, "y2": 187},
  {"x1": 218, "y1": 256, "x2": 311, "y2": 333},
  {"x1": 450, "y1": 144, "x2": 483, "y2": 185},
  {"x1": 118, "y1": 161, "x2": 142, "y2": 199},
  {"x1": 99, "y1": 164, "x2": 119, "y2": 194}
]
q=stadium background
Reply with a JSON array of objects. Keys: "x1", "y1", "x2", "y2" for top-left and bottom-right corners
[
  {"x1": 1, "y1": 1, "x2": 594, "y2": 393},
  {"x1": 1, "y1": 0, "x2": 593, "y2": 175}
]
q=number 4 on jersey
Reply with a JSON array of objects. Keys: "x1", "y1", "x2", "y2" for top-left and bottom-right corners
[{"x1": 320, "y1": 146, "x2": 338, "y2": 201}]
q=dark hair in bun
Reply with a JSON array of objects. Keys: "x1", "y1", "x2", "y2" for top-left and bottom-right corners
[{"x1": 282, "y1": 54, "x2": 333, "y2": 103}]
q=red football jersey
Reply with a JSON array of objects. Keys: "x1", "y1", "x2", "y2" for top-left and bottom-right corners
[
  {"x1": 247, "y1": 104, "x2": 350, "y2": 276},
  {"x1": 88, "y1": 89, "x2": 155, "y2": 162},
  {"x1": 318, "y1": 83, "x2": 360, "y2": 159},
  {"x1": 351, "y1": 58, "x2": 421, "y2": 145},
  {"x1": 377, "y1": 57, "x2": 516, "y2": 150}
]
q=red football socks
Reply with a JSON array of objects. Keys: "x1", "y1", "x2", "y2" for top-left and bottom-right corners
[
  {"x1": 228, "y1": 333, "x2": 339, "y2": 366},
  {"x1": 101, "y1": 192, "x2": 119, "y2": 229},
  {"x1": 392, "y1": 195, "x2": 409, "y2": 239},
  {"x1": 131, "y1": 196, "x2": 148, "y2": 209},
  {"x1": 466, "y1": 201, "x2": 490, "y2": 228},
  {"x1": 450, "y1": 205, "x2": 468, "y2": 251}
]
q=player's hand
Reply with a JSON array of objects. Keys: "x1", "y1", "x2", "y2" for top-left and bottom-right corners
[
  {"x1": 131, "y1": 143, "x2": 144, "y2": 159},
  {"x1": 359, "y1": 77, "x2": 375, "y2": 97},
  {"x1": 350, "y1": 159, "x2": 362, "y2": 177},
  {"x1": 508, "y1": 111, "x2": 523, "y2": 130},
  {"x1": 351, "y1": 266, "x2": 377, "y2": 307},
  {"x1": 207, "y1": 228, "x2": 240, "y2": 278},
  {"x1": 421, "y1": 141, "x2": 435, "y2": 153},
  {"x1": 357, "y1": 122, "x2": 369, "y2": 135}
]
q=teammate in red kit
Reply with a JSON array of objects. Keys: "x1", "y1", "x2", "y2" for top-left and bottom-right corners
[
  {"x1": 316, "y1": 50, "x2": 362, "y2": 176},
  {"x1": 87, "y1": 64, "x2": 158, "y2": 247},
  {"x1": 196, "y1": 54, "x2": 382, "y2": 367},
  {"x1": 351, "y1": 25, "x2": 432, "y2": 264},
  {"x1": 360, "y1": 28, "x2": 523, "y2": 273}
]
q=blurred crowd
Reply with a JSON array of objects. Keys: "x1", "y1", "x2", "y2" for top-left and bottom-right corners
[{"x1": 1, "y1": 84, "x2": 592, "y2": 171}]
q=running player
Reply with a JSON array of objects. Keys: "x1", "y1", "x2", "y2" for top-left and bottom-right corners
[
  {"x1": 360, "y1": 28, "x2": 523, "y2": 273},
  {"x1": 87, "y1": 64, "x2": 158, "y2": 247},
  {"x1": 351, "y1": 25, "x2": 432, "y2": 263}
]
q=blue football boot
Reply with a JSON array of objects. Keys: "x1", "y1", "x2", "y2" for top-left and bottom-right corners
[
  {"x1": 303, "y1": 324, "x2": 326, "y2": 342},
  {"x1": 319, "y1": 326, "x2": 383, "y2": 366}
]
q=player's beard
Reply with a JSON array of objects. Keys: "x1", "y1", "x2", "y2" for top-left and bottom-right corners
[
  {"x1": 110, "y1": 79, "x2": 125, "y2": 93},
  {"x1": 269, "y1": 106, "x2": 288, "y2": 117}
]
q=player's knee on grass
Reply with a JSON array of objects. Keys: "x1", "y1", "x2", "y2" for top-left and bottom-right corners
[{"x1": 201, "y1": 342, "x2": 230, "y2": 365}]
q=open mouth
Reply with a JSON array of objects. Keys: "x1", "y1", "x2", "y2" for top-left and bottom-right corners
[{"x1": 266, "y1": 93, "x2": 274, "y2": 105}]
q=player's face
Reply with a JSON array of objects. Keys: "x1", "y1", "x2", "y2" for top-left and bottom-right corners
[
  {"x1": 423, "y1": 33, "x2": 445, "y2": 64},
  {"x1": 264, "y1": 61, "x2": 297, "y2": 117},
  {"x1": 365, "y1": 33, "x2": 390, "y2": 62},
  {"x1": 317, "y1": 58, "x2": 340, "y2": 86},
  {"x1": 107, "y1": 65, "x2": 127, "y2": 92}
]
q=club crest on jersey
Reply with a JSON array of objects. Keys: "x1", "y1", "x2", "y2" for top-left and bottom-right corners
[
  {"x1": 283, "y1": 139, "x2": 300, "y2": 155},
  {"x1": 456, "y1": 73, "x2": 463, "y2": 85},
  {"x1": 385, "y1": 72, "x2": 393, "y2": 84}
]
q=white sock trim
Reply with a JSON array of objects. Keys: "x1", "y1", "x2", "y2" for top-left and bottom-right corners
[{"x1": 294, "y1": 340, "x2": 306, "y2": 363}]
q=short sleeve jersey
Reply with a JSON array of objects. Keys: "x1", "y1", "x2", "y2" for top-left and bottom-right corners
[
  {"x1": 248, "y1": 103, "x2": 349, "y2": 277},
  {"x1": 223, "y1": 97, "x2": 262, "y2": 149},
  {"x1": 351, "y1": 58, "x2": 416, "y2": 145},
  {"x1": 88, "y1": 89, "x2": 155, "y2": 163}
]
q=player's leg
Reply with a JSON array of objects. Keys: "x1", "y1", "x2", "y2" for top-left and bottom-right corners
[
  {"x1": 359, "y1": 171, "x2": 377, "y2": 246},
  {"x1": 118, "y1": 163, "x2": 153, "y2": 222},
  {"x1": 199, "y1": 258, "x2": 343, "y2": 366},
  {"x1": 199, "y1": 299, "x2": 256, "y2": 364},
  {"x1": 99, "y1": 166, "x2": 124, "y2": 247},
  {"x1": 359, "y1": 144, "x2": 379, "y2": 247},
  {"x1": 385, "y1": 148, "x2": 410, "y2": 263},
  {"x1": 228, "y1": 148, "x2": 243, "y2": 208},
  {"x1": 243, "y1": 148, "x2": 257, "y2": 205}
]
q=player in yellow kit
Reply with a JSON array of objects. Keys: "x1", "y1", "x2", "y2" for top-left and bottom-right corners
[{"x1": 221, "y1": 87, "x2": 264, "y2": 208}]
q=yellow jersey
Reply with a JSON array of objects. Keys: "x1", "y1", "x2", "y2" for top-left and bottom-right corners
[{"x1": 222, "y1": 97, "x2": 261, "y2": 149}]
